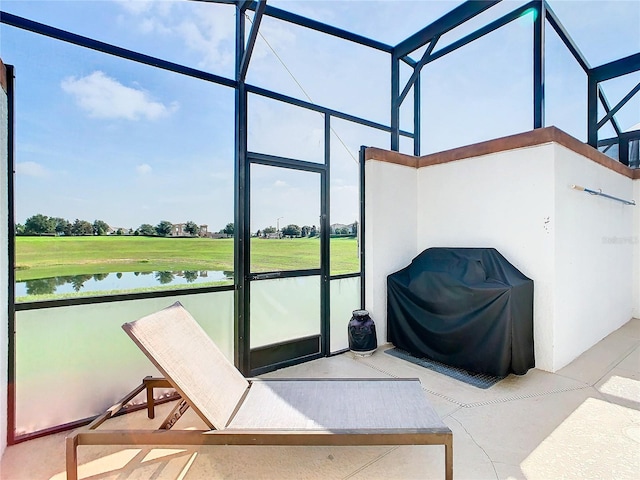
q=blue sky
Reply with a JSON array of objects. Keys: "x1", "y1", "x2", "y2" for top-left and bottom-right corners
[{"x1": 1, "y1": 0, "x2": 638, "y2": 232}]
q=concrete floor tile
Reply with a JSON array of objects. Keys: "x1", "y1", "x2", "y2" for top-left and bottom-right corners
[
  {"x1": 342, "y1": 445, "x2": 448, "y2": 480},
  {"x1": 260, "y1": 354, "x2": 390, "y2": 379},
  {"x1": 356, "y1": 347, "x2": 586, "y2": 409},
  {"x1": 421, "y1": 391, "x2": 463, "y2": 419},
  {"x1": 617, "y1": 344, "x2": 640, "y2": 373},
  {"x1": 348, "y1": 416, "x2": 497, "y2": 480},
  {"x1": 352, "y1": 347, "x2": 493, "y2": 401},
  {"x1": 556, "y1": 332, "x2": 640, "y2": 385},
  {"x1": 449, "y1": 387, "x2": 596, "y2": 465},
  {"x1": 0, "y1": 430, "x2": 69, "y2": 480},
  {"x1": 493, "y1": 462, "x2": 527, "y2": 480},
  {"x1": 594, "y1": 367, "x2": 640, "y2": 411},
  {"x1": 65, "y1": 445, "x2": 396, "y2": 480},
  {"x1": 443, "y1": 417, "x2": 499, "y2": 480},
  {"x1": 181, "y1": 445, "x2": 392, "y2": 480},
  {"x1": 518, "y1": 397, "x2": 640, "y2": 480},
  {"x1": 615, "y1": 318, "x2": 640, "y2": 340}
]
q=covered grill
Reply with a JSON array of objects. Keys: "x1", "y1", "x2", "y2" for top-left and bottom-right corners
[{"x1": 387, "y1": 248, "x2": 534, "y2": 377}]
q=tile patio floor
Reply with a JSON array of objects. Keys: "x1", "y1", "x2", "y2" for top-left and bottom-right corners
[{"x1": 1, "y1": 318, "x2": 639, "y2": 479}]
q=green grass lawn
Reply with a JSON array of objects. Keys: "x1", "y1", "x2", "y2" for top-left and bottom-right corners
[{"x1": 15, "y1": 235, "x2": 360, "y2": 282}]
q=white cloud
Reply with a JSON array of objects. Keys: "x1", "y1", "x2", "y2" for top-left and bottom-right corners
[
  {"x1": 249, "y1": 19, "x2": 297, "y2": 63},
  {"x1": 139, "y1": 16, "x2": 172, "y2": 35},
  {"x1": 174, "y1": 6, "x2": 235, "y2": 70},
  {"x1": 61, "y1": 71, "x2": 178, "y2": 121},
  {"x1": 273, "y1": 180, "x2": 288, "y2": 188},
  {"x1": 114, "y1": 0, "x2": 155, "y2": 15},
  {"x1": 16, "y1": 161, "x2": 49, "y2": 177},
  {"x1": 116, "y1": 1, "x2": 235, "y2": 70},
  {"x1": 136, "y1": 163, "x2": 152, "y2": 175}
]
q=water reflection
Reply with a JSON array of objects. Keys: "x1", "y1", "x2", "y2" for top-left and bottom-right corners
[
  {"x1": 18, "y1": 270, "x2": 233, "y2": 297},
  {"x1": 155, "y1": 271, "x2": 175, "y2": 285}
]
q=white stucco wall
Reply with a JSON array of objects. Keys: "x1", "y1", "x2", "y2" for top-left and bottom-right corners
[
  {"x1": 415, "y1": 145, "x2": 557, "y2": 371},
  {"x1": 553, "y1": 144, "x2": 635, "y2": 369},
  {"x1": 365, "y1": 138, "x2": 636, "y2": 373},
  {"x1": 0, "y1": 68, "x2": 8, "y2": 457},
  {"x1": 364, "y1": 160, "x2": 417, "y2": 341}
]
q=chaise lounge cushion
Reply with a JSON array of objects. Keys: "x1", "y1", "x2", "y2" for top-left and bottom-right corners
[{"x1": 122, "y1": 302, "x2": 249, "y2": 430}]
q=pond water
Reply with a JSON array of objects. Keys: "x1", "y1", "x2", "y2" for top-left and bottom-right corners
[{"x1": 15, "y1": 270, "x2": 233, "y2": 297}]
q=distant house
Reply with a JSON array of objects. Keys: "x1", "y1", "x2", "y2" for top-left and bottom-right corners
[
  {"x1": 108, "y1": 226, "x2": 130, "y2": 235},
  {"x1": 171, "y1": 223, "x2": 209, "y2": 237},
  {"x1": 330, "y1": 222, "x2": 357, "y2": 235},
  {"x1": 172, "y1": 223, "x2": 186, "y2": 236}
]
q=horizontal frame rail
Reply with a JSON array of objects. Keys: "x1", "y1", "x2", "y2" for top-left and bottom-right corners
[
  {"x1": 247, "y1": 2, "x2": 394, "y2": 53},
  {"x1": 14, "y1": 284, "x2": 235, "y2": 311},
  {"x1": 246, "y1": 84, "x2": 414, "y2": 137},
  {"x1": 0, "y1": 12, "x2": 236, "y2": 88},
  {"x1": 247, "y1": 151, "x2": 327, "y2": 173},
  {"x1": 423, "y1": 2, "x2": 537, "y2": 66},
  {"x1": 394, "y1": 0, "x2": 499, "y2": 57}
]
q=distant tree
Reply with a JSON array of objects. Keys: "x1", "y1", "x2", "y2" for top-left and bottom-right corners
[
  {"x1": 15, "y1": 223, "x2": 25, "y2": 236},
  {"x1": 309, "y1": 225, "x2": 318, "y2": 237},
  {"x1": 183, "y1": 270, "x2": 199, "y2": 283},
  {"x1": 155, "y1": 221, "x2": 173, "y2": 237},
  {"x1": 93, "y1": 219, "x2": 110, "y2": 236},
  {"x1": 71, "y1": 219, "x2": 93, "y2": 236},
  {"x1": 336, "y1": 227, "x2": 349, "y2": 235},
  {"x1": 282, "y1": 224, "x2": 301, "y2": 238},
  {"x1": 25, "y1": 278, "x2": 57, "y2": 295},
  {"x1": 184, "y1": 221, "x2": 199, "y2": 236},
  {"x1": 52, "y1": 217, "x2": 71, "y2": 236},
  {"x1": 24, "y1": 214, "x2": 55, "y2": 235},
  {"x1": 263, "y1": 226, "x2": 276, "y2": 235},
  {"x1": 137, "y1": 224, "x2": 155, "y2": 236},
  {"x1": 70, "y1": 274, "x2": 92, "y2": 291},
  {"x1": 116, "y1": 228, "x2": 124, "y2": 236},
  {"x1": 222, "y1": 222, "x2": 234, "y2": 236},
  {"x1": 256, "y1": 229, "x2": 261, "y2": 238},
  {"x1": 155, "y1": 271, "x2": 174, "y2": 284},
  {"x1": 301, "y1": 225, "x2": 311, "y2": 237}
]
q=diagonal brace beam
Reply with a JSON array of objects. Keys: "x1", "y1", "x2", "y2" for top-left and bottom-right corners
[
  {"x1": 545, "y1": 3, "x2": 590, "y2": 73},
  {"x1": 398, "y1": 36, "x2": 439, "y2": 107},
  {"x1": 394, "y1": 0, "x2": 500, "y2": 58},
  {"x1": 598, "y1": 87, "x2": 621, "y2": 135},
  {"x1": 597, "y1": 81, "x2": 640, "y2": 130},
  {"x1": 239, "y1": 0, "x2": 266, "y2": 81}
]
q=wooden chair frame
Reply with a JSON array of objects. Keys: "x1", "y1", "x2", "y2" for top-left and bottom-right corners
[
  {"x1": 65, "y1": 303, "x2": 453, "y2": 479},
  {"x1": 66, "y1": 376, "x2": 452, "y2": 480}
]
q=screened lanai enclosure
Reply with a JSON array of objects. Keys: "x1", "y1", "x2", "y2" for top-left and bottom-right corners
[{"x1": 1, "y1": 0, "x2": 639, "y2": 445}]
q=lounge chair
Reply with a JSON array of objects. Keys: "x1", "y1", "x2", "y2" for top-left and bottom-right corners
[{"x1": 66, "y1": 302, "x2": 453, "y2": 479}]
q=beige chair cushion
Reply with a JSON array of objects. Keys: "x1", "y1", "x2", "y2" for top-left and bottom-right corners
[
  {"x1": 228, "y1": 379, "x2": 447, "y2": 431},
  {"x1": 122, "y1": 302, "x2": 249, "y2": 430}
]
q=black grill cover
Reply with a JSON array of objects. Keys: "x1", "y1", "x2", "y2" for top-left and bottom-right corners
[{"x1": 387, "y1": 248, "x2": 534, "y2": 376}]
